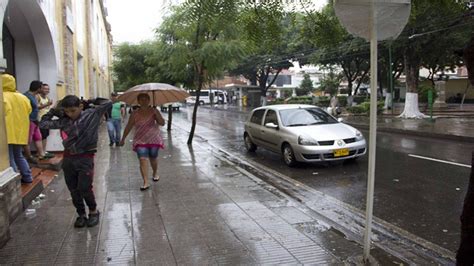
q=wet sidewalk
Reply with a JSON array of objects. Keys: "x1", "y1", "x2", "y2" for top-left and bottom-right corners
[
  {"x1": 204, "y1": 104, "x2": 474, "y2": 142},
  {"x1": 0, "y1": 125, "x2": 381, "y2": 265}
]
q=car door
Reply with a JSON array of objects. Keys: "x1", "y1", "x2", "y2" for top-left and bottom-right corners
[
  {"x1": 260, "y1": 109, "x2": 281, "y2": 152},
  {"x1": 246, "y1": 109, "x2": 266, "y2": 145}
]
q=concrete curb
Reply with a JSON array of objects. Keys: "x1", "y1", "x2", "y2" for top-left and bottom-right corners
[
  {"x1": 199, "y1": 106, "x2": 474, "y2": 143},
  {"x1": 348, "y1": 123, "x2": 474, "y2": 143}
]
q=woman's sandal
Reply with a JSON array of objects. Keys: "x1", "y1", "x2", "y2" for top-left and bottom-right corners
[
  {"x1": 140, "y1": 185, "x2": 150, "y2": 191},
  {"x1": 152, "y1": 176, "x2": 160, "y2": 182}
]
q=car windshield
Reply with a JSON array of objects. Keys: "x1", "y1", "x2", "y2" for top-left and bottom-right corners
[{"x1": 279, "y1": 108, "x2": 338, "y2": 127}]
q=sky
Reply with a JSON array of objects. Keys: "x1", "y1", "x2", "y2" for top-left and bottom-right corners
[
  {"x1": 106, "y1": 0, "x2": 327, "y2": 45},
  {"x1": 107, "y1": 0, "x2": 169, "y2": 44}
]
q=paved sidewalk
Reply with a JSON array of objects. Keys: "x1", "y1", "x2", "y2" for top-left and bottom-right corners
[
  {"x1": 0, "y1": 125, "x2": 394, "y2": 265},
  {"x1": 204, "y1": 104, "x2": 474, "y2": 142}
]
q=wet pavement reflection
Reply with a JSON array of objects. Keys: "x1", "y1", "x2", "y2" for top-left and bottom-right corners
[
  {"x1": 171, "y1": 106, "x2": 474, "y2": 254},
  {"x1": 1, "y1": 123, "x2": 365, "y2": 264}
]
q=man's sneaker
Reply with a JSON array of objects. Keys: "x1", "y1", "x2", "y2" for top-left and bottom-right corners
[
  {"x1": 74, "y1": 215, "x2": 88, "y2": 228},
  {"x1": 109, "y1": 142, "x2": 114, "y2": 147},
  {"x1": 87, "y1": 211, "x2": 100, "y2": 227}
]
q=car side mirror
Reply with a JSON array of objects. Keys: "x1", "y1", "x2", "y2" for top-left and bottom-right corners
[
  {"x1": 337, "y1": 118, "x2": 344, "y2": 122},
  {"x1": 265, "y1": 122, "x2": 279, "y2": 129}
]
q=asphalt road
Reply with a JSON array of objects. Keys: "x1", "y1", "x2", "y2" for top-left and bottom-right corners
[{"x1": 171, "y1": 106, "x2": 473, "y2": 253}]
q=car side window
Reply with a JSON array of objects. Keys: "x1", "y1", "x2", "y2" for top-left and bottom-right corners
[
  {"x1": 250, "y1": 109, "x2": 265, "y2": 125},
  {"x1": 264, "y1": 110, "x2": 278, "y2": 125}
]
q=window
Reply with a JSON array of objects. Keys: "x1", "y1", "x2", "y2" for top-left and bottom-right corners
[
  {"x1": 279, "y1": 108, "x2": 338, "y2": 127},
  {"x1": 264, "y1": 110, "x2": 278, "y2": 125},
  {"x1": 250, "y1": 109, "x2": 265, "y2": 125}
]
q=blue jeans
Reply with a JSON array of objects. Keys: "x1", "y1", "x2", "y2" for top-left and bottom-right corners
[
  {"x1": 107, "y1": 119, "x2": 122, "y2": 144},
  {"x1": 136, "y1": 146, "x2": 159, "y2": 159},
  {"x1": 8, "y1": 144, "x2": 33, "y2": 182}
]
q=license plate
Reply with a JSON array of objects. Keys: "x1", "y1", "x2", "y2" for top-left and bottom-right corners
[{"x1": 334, "y1": 148, "x2": 349, "y2": 157}]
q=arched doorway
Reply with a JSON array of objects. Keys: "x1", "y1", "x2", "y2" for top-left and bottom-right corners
[{"x1": 3, "y1": 0, "x2": 58, "y2": 98}]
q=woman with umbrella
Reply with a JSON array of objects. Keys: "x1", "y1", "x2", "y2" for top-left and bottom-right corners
[{"x1": 119, "y1": 93, "x2": 165, "y2": 190}]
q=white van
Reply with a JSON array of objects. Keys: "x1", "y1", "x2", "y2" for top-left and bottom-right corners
[{"x1": 186, "y1": 90, "x2": 228, "y2": 105}]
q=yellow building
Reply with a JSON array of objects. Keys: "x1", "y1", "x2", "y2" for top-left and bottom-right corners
[{"x1": 0, "y1": 0, "x2": 113, "y2": 246}]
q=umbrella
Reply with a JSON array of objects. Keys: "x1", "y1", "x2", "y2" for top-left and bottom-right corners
[{"x1": 117, "y1": 83, "x2": 190, "y2": 106}]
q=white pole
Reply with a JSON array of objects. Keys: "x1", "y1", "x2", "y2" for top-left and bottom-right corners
[{"x1": 363, "y1": 0, "x2": 378, "y2": 262}]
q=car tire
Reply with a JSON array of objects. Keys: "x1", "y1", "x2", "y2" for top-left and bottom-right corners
[
  {"x1": 244, "y1": 134, "x2": 257, "y2": 152},
  {"x1": 282, "y1": 144, "x2": 297, "y2": 167},
  {"x1": 199, "y1": 101, "x2": 205, "y2": 105}
]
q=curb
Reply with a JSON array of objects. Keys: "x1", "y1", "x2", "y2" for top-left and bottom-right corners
[
  {"x1": 348, "y1": 123, "x2": 474, "y2": 143},
  {"x1": 199, "y1": 106, "x2": 474, "y2": 143}
]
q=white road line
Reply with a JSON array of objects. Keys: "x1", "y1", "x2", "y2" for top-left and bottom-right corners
[{"x1": 408, "y1": 154, "x2": 471, "y2": 168}]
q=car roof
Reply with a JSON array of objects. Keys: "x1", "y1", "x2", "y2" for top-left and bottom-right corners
[{"x1": 252, "y1": 104, "x2": 320, "y2": 111}]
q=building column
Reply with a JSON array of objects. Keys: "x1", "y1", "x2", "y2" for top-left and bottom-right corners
[{"x1": 0, "y1": 0, "x2": 23, "y2": 249}]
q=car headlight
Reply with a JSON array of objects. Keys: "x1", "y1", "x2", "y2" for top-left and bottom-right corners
[
  {"x1": 298, "y1": 135, "x2": 319, "y2": 146},
  {"x1": 355, "y1": 130, "x2": 364, "y2": 141}
]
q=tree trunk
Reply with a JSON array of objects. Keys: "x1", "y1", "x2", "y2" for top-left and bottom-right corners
[
  {"x1": 187, "y1": 84, "x2": 202, "y2": 145},
  {"x1": 456, "y1": 152, "x2": 474, "y2": 265},
  {"x1": 399, "y1": 54, "x2": 426, "y2": 119},
  {"x1": 464, "y1": 37, "x2": 474, "y2": 86}
]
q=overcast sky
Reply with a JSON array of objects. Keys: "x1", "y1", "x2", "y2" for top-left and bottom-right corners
[
  {"x1": 106, "y1": 0, "x2": 327, "y2": 45},
  {"x1": 107, "y1": 0, "x2": 168, "y2": 44}
]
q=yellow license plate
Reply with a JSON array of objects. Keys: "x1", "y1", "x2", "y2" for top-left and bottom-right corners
[{"x1": 334, "y1": 148, "x2": 349, "y2": 157}]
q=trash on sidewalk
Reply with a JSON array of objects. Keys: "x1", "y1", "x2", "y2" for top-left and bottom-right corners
[{"x1": 38, "y1": 193, "x2": 46, "y2": 199}]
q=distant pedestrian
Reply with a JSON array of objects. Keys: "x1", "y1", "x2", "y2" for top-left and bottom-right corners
[
  {"x1": 37, "y1": 83, "x2": 53, "y2": 151},
  {"x1": 105, "y1": 92, "x2": 125, "y2": 146},
  {"x1": 23, "y1": 80, "x2": 53, "y2": 162},
  {"x1": 119, "y1": 93, "x2": 165, "y2": 191},
  {"x1": 40, "y1": 95, "x2": 112, "y2": 228},
  {"x1": 2, "y1": 74, "x2": 33, "y2": 183}
]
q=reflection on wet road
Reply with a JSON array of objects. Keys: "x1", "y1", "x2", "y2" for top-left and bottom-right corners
[{"x1": 173, "y1": 106, "x2": 474, "y2": 252}]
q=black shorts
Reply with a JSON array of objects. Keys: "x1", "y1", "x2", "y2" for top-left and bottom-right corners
[{"x1": 40, "y1": 128, "x2": 49, "y2": 140}]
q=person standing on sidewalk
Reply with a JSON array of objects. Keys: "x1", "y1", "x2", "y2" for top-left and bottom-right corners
[
  {"x1": 40, "y1": 95, "x2": 112, "y2": 228},
  {"x1": 106, "y1": 92, "x2": 125, "y2": 146},
  {"x1": 2, "y1": 74, "x2": 34, "y2": 183},
  {"x1": 119, "y1": 93, "x2": 165, "y2": 191},
  {"x1": 37, "y1": 83, "x2": 53, "y2": 152},
  {"x1": 23, "y1": 80, "x2": 53, "y2": 162}
]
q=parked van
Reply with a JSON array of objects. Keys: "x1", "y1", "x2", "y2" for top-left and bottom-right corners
[{"x1": 186, "y1": 90, "x2": 228, "y2": 105}]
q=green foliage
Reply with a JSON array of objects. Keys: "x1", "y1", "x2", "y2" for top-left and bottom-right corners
[
  {"x1": 418, "y1": 85, "x2": 438, "y2": 103},
  {"x1": 398, "y1": 0, "x2": 471, "y2": 92},
  {"x1": 315, "y1": 96, "x2": 330, "y2": 107},
  {"x1": 230, "y1": 4, "x2": 295, "y2": 99},
  {"x1": 298, "y1": 73, "x2": 313, "y2": 96},
  {"x1": 112, "y1": 42, "x2": 156, "y2": 91},
  {"x1": 347, "y1": 101, "x2": 384, "y2": 115},
  {"x1": 318, "y1": 68, "x2": 343, "y2": 96}
]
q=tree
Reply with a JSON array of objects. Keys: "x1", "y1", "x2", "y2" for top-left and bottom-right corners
[
  {"x1": 301, "y1": 3, "x2": 370, "y2": 97},
  {"x1": 157, "y1": 0, "x2": 244, "y2": 144},
  {"x1": 398, "y1": 0, "x2": 470, "y2": 118},
  {"x1": 112, "y1": 42, "x2": 156, "y2": 91},
  {"x1": 318, "y1": 68, "x2": 343, "y2": 96},
  {"x1": 298, "y1": 73, "x2": 313, "y2": 95},
  {"x1": 231, "y1": 1, "x2": 294, "y2": 106}
]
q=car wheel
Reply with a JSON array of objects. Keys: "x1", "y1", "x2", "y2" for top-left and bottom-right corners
[
  {"x1": 282, "y1": 144, "x2": 297, "y2": 167},
  {"x1": 199, "y1": 101, "x2": 205, "y2": 105},
  {"x1": 244, "y1": 134, "x2": 257, "y2": 152}
]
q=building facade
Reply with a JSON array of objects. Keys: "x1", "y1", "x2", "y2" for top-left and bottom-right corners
[{"x1": 0, "y1": 0, "x2": 113, "y2": 247}]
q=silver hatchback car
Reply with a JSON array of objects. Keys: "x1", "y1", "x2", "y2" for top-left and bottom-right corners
[{"x1": 244, "y1": 104, "x2": 367, "y2": 166}]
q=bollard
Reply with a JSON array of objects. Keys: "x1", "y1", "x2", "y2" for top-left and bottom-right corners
[{"x1": 456, "y1": 152, "x2": 474, "y2": 265}]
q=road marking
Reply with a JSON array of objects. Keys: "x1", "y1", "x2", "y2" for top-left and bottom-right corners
[{"x1": 408, "y1": 154, "x2": 471, "y2": 168}]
